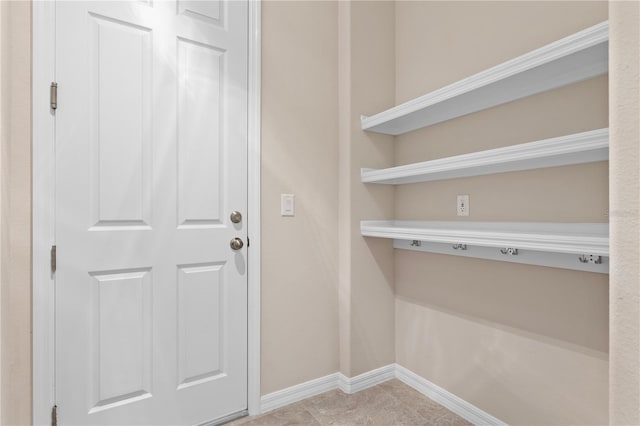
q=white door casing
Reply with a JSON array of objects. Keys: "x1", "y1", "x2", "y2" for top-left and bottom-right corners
[{"x1": 48, "y1": 1, "x2": 253, "y2": 424}]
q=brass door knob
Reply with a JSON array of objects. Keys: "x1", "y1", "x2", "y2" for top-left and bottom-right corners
[{"x1": 230, "y1": 237, "x2": 244, "y2": 250}]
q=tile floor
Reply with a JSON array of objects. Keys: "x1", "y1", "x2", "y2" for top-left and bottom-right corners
[{"x1": 227, "y1": 379, "x2": 472, "y2": 425}]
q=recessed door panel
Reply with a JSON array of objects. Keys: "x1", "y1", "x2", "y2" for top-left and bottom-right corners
[
  {"x1": 90, "y1": 269, "x2": 152, "y2": 412},
  {"x1": 178, "y1": 0, "x2": 223, "y2": 26},
  {"x1": 177, "y1": 263, "x2": 225, "y2": 388},
  {"x1": 90, "y1": 14, "x2": 151, "y2": 228},
  {"x1": 177, "y1": 38, "x2": 224, "y2": 227}
]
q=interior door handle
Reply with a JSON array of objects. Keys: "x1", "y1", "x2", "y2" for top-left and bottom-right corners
[
  {"x1": 230, "y1": 211, "x2": 242, "y2": 223},
  {"x1": 230, "y1": 238, "x2": 244, "y2": 250}
]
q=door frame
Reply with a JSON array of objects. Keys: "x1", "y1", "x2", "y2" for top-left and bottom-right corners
[{"x1": 31, "y1": 1, "x2": 262, "y2": 423}]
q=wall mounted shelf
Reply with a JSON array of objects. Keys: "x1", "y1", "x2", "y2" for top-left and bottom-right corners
[
  {"x1": 361, "y1": 21, "x2": 608, "y2": 135},
  {"x1": 361, "y1": 220, "x2": 609, "y2": 273},
  {"x1": 361, "y1": 128, "x2": 609, "y2": 184}
]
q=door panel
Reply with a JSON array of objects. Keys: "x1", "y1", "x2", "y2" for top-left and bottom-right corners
[
  {"x1": 90, "y1": 13, "x2": 153, "y2": 229},
  {"x1": 55, "y1": 1, "x2": 248, "y2": 424},
  {"x1": 178, "y1": 1, "x2": 223, "y2": 27},
  {"x1": 177, "y1": 38, "x2": 224, "y2": 226},
  {"x1": 91, "y1": 269, "x2": 153, "y2": 412},
  {"x1": 90, "y1": 13, "x2": 152, "y2": 228},
  {"x1": 177, "y1": 262, "x2": 224, "y2": 387}
]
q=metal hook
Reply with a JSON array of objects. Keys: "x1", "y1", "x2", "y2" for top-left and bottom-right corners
[
  {"x1": 578, "y1": 254, "x2": 602, "y2": 264},
  {"x1": 452, "y1": 243, "x2": 467, "y2": 250},
  {"x1": 500, "y1": 248, "x2": 518, "y2": 255}
]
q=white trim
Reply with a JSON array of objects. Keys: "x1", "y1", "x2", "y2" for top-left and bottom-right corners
[
  {"x1": 32, "y1": 0, "x2": 262, "y2": 422},
  {"x1": 361, "y1": 220, "x2": 610, "y2": 256},
  {"x1": 32, "y1": 1, "x2": 56, "y2": 424},
  {"x1": 246, "y1": 0, "x2": 262, "y2": 417},
  {"x1": 395, "y1": 365, "x2": 506, "y2": 426},
  {"x1": 337, "y1": 364, "x2": 395, "y2": 394},
  {"x1": 259, "y1": 364, "x2": 505, "y2": 425},
  {"x1": 260, "y1": 373, "x2": 341, "y2": 413},
  {"x1": 260, "y1": 366, "x2": 395, "y2": 414},
  {"x1": 361, "y1": 21, "x2": 609, "y2": 135},
  {"x1": 361, "y1": 128, "x2": 609, "y2": 185}
]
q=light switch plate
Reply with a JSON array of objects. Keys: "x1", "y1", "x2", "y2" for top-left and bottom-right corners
[{"x1": 281, "y1": 194, "x2": 295, "y2": 216}]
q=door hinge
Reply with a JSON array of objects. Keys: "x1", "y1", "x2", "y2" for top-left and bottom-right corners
[
  {"x1": 51, "y1": 245, "x2": 57, "y2": 274},
  {"x1": 51, "y1": 405, "x2": 57, "y2": 426},
  {"x1": 247, "y1": 236, "x2": 250, "y2": 247},
  {"x1": 50, "y1": 82, "x2": 58, "y2": 110}
]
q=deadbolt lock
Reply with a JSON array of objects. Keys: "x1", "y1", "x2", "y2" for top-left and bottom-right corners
[
  {"x1": 230, "y1": 237, "x2": 244, "y2": 250},
  {"x1": 230, "y1": 211, "x2": 242, "y2": 224}
]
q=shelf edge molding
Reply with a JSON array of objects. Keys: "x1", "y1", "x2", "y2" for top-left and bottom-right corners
[
  {"x1": 361, "y1": 128, "x2": 609, "y2": 184},
  {"x1": 361, "y1": 21, "x2": 609, "y2": 135},
  {"x1": 361, "y1": 220, "x2": 609, "y2": 256}
]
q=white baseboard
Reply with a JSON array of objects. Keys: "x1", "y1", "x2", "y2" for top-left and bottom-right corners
[
  {"x1": 395, "y1": 364, "x2": 506, "y2": 426},
  {"x1": 260, "y1": 364, "x2": 505, "y2": 426},
  {"x1": 260, "y1": 373, "x2": 340, "y2": 413},
  {"x1": 338, "y1": 364, "x2": 396, "y2": 394},
  {"x1": 259, "y1": 364, "x2": 395, "y2": 413}
]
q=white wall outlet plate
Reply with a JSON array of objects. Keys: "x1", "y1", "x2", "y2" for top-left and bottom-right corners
[
  {"x1": 281, "y1": 194, "x2": 295, "y2": 216},
  {"x1": 457, "y1": 195, "x2": 469, "y2": 216}
]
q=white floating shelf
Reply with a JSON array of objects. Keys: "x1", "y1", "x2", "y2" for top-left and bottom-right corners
[
  {"x1": 361, "y1": 128, "x2": 608, "y2": 184},
  {"x1": 361, "y1": 220, "x2": 609, "y2": 273},
  {"x1": 361, "y1": 220, "x2": 609, "y2": 255},
  {"x1": 361, "y1": 21, "x2": 609, "y2": 135}
]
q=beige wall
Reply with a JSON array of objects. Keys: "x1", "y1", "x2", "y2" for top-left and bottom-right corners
[
  {"x1": 396, "y1": 298, "x2": 608, "y2": 424},
  {"x1": 261, "y1": 1, "x2": 340, "y2": 395},
  {"x1": 394, "y1": 1, "x2": 609, "y2": 424},
  {"x1": 261, "y1": 0, "x2": 397, "y2": 391},
  {"x1": 0, "y1": 1, "x2": 32, "y2": 425},
  {"x1": 609, "y1": 1, "x2": 640, "y2": 424},
  {"x1": 338, "y1": 1, "x2": 396, "y2": 378}
]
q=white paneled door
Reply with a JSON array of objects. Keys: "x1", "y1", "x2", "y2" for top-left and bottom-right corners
[{"x1": 55, "y1": 1, "x2": 248, "y2": 424}]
